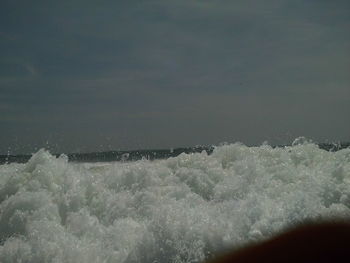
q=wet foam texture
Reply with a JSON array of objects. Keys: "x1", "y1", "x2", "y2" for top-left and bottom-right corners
[{"x1": 0, "y1": 141, "x2": 350, "y2": 262}]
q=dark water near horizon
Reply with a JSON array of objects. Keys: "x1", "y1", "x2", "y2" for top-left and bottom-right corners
[{"x1": 1, "y1": 142, "x2": 349, "y2": 165}]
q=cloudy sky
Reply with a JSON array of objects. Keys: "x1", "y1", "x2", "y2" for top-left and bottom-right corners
[{"x1": 1, "y1": 0, "x2": 349, "y2": 154}]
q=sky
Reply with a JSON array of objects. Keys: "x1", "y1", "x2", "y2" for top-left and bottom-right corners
[{"x1": 1, "y1": 0, "x2": 349, "y2": 154}]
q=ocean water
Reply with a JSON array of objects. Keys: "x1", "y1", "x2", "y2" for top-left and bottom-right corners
[{"x1": 0, "y1": 140, "x2": 350, "y2": 262}]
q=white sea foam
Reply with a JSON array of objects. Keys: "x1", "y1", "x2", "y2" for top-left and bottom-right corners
[{"x1": 0, "y1": 141, "x2": 350, "y2": 262}]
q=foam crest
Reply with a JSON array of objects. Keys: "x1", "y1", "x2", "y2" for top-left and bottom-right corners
[{"x1": 0, "y1": 142, "x2": 349, "y2": 262}]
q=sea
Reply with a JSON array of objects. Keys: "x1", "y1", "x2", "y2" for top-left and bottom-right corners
[{"x1": 0, "y1": 138, "x2": 349, "y2": 262}]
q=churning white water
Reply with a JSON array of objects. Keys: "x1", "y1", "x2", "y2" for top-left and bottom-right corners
[{"x1": 0, "y1": 141, "x2": 350, "y2": 262}]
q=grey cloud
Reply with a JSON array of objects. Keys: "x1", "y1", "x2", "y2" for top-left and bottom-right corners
[{"x1": 1, "y1": 0, "x2": 349, "y2": 153}]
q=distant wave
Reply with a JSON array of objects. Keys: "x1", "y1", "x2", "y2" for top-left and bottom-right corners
[{"x1": 1, "y1": 140, "x2": 349, "y2": 164}]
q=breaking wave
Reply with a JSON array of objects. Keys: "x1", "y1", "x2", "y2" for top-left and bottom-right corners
[{"x1": 0, "y1": 141, "x2": 350, "y2": 262}]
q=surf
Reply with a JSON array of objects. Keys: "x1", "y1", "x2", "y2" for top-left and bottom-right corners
[{"x1": 0, "y1": 141, "x2": 349, "y2": 262}]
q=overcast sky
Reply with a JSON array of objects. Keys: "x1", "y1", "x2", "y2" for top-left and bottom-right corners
[{"x1": 1, "y1": 0, "x2": 349, "y2": 154}]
